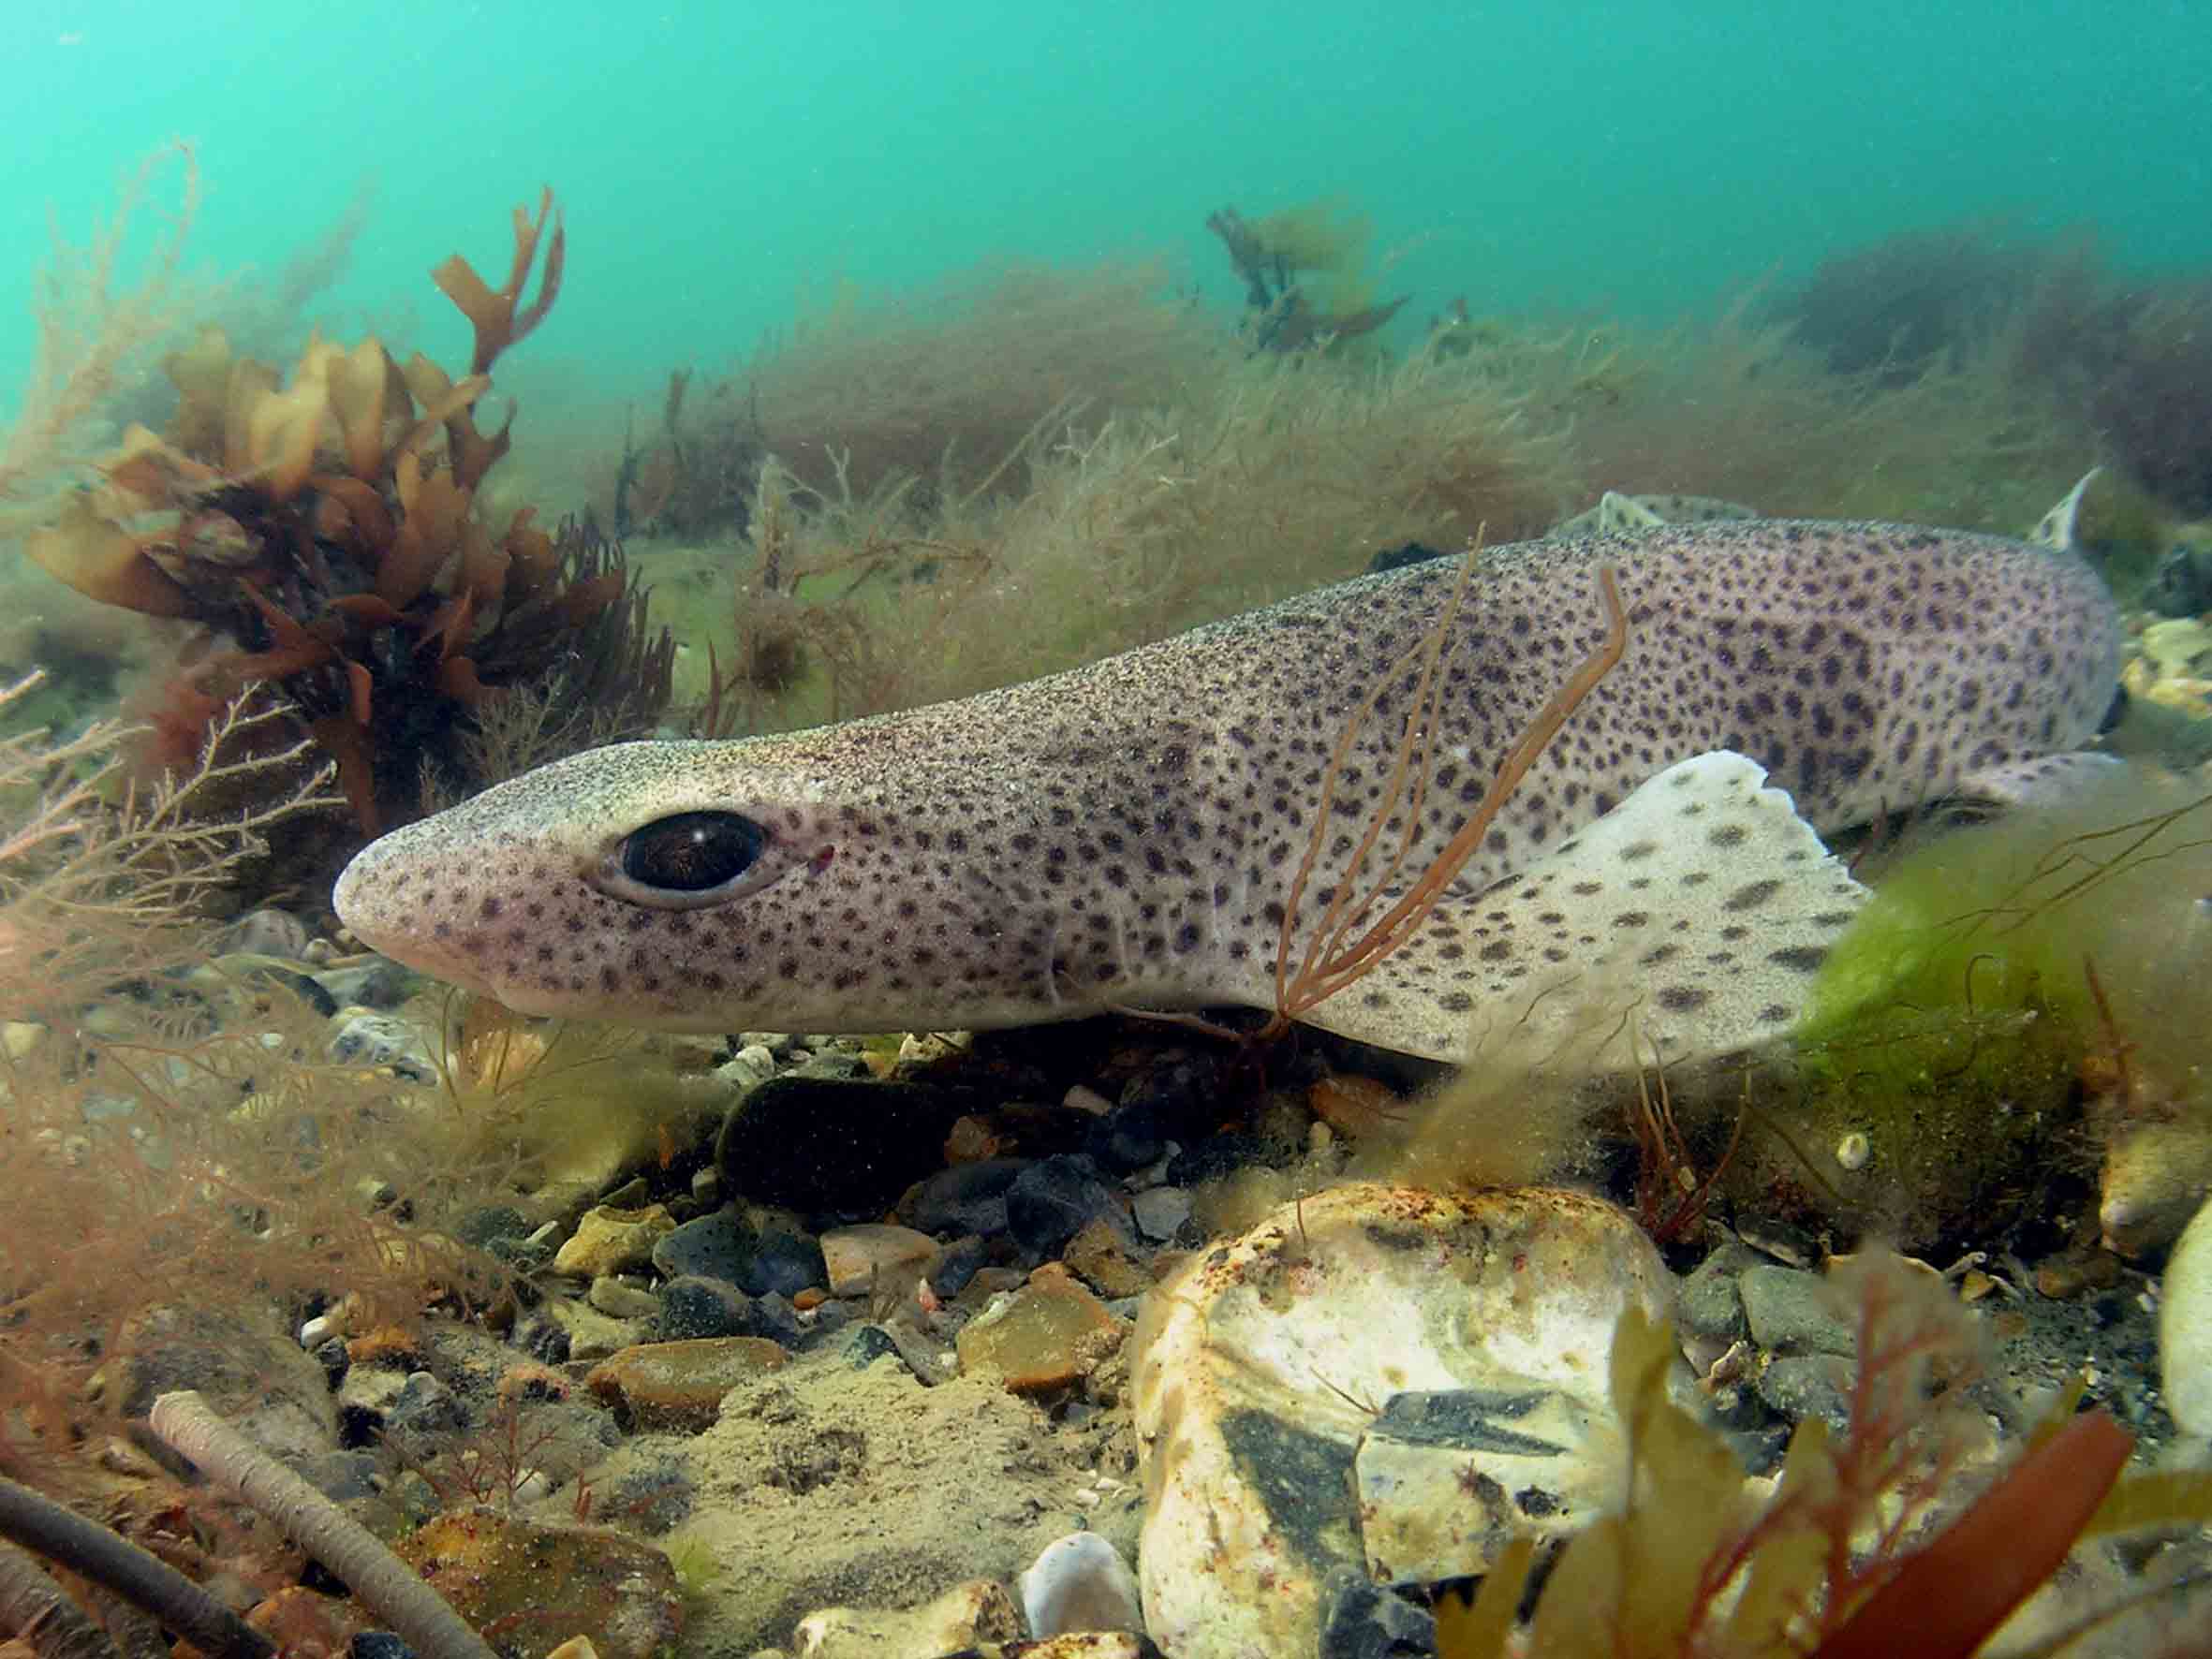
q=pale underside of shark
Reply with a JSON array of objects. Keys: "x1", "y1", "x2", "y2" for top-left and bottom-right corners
[{"x1": 335, "y1": 503, "x2": 2121, "y2": 1066}]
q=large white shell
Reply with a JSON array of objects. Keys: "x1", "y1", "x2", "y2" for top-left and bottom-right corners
[{"x1": 1133, "y1": 1182, "x2": 1674, "y2": 1659}]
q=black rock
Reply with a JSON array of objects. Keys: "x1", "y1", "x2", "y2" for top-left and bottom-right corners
[
  {"x1": 1756, "y1": 1353, "x2": 1855, "y2": 1435},
  {"x1": 2151, "y1": 542, "x2": 2211, "y2": 617},
  {"x1": 1167, "y1": 1131, "x2": 1276, "y2": 1187},
  {"x1": 1006, "y1": 1154, "x2": 1122, "y2": 1256},
  {"x1": 653, "y1": 1208, "x2": 758, "y2": 1284},
  {"x1": 656, "y1": 1276, "x2": 755, "y2": 1341},
  {"x1": 1088, "y1": 1051, "x2": 1232, "y2": 1172},
  {"x1": 740, "y1": 1228, "x2": 827, "y2": 1299},
  {"x1": 316, "y1": 958, "x2": 418, "y2": 1010},
  {"x1": 803, "y1": 1297, "x2": 851, "y2": 1344},
  {"x1": 842, "y1": 1325, "x2": 902, "y2": 1369},
  {"x1": 928, "y1": 1235, "x2": 991, "y2": 1299},
  {"x1": 715, "y1": 1076, "x2": 992, "y2": 1216},
  {"x1": 351, "y1": 1633, "x2": 415, "y2": 1659},
  {"x1": 608, "y1": 1461, "x2": 695, "y2": 1534},
  {"x1": 905, "y1": 1158, "x2": 1029, "y2": 1236},
  {"x1": 385, "y1": 1373, "x2": 460, "y2": 1436},
  {"x1": 1317, "y1": 1564, "x2": 1436, "y2": 1657},
  {"x1": 256, "y1": 965, "x2": 337, "y2": 1016},
  {"x1": 514, "y1": 1314, "x2": 570, "y2": 1365},
  {"x1": 310, "y1": 1336, "x2": 350, "y2": 1390}
]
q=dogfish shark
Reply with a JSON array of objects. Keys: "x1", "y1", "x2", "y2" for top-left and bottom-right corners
[{"x1": 335, "y1": 495, "x2": 2121, "y2": 1065}]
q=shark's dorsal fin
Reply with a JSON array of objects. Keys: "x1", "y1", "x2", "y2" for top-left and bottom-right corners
[
  {"x1": 2033, "y1": 467, "x2": 2103, "y2": 551},
  {"x1": 1299, "y1": 750, "x2": 1869, "y2": 1065}
]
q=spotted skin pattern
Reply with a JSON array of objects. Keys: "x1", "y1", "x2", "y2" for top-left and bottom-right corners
[{"x1": 335, "y1": 521, "x2": 2120, "y2": 1057}]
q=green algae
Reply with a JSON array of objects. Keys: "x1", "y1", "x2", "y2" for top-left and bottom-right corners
[
  {"x1": 1796, "y1": 768, "x2": 2212, "y2": 1087},
  {"x1": 1740, "y1": 767, "x2": 2212, "y2": 1245}
]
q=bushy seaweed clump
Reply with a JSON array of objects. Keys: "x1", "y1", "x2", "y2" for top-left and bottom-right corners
[
  {"x1": 1770, "y1": 222, "x2": 2040, "y2": 384},
  {"x1": 673, "y1": 347, "x2": 1577, "y2": 736},
  {"x1": 12, "y1": 183, "x2": 671, "y2": 871},
  {"x1": 1205, "y1": 197, "x2": 1409, "y2": 354},
  {"x1": 0, "y1": 675, "x2": 506, "y2": 1480},
  {"x1": 1771, "y1": 222, "x2": 2212, "y2": 523},
  {"x1": 623, "y1": 259, "x2": 1223, "y2": 542}
]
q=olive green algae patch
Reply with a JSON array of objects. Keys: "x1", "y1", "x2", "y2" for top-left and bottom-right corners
[
  {"x1": 1796, "y1": 766, "x2": 2212, "y2": 1074},
  {"x1": 1752, "y1": 767, "x2": 2212, "y2": 1247}
]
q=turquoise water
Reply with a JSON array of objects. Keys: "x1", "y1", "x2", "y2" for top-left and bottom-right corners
[{"x1": 2, "y1": 1, "x2": 2208, "y2": 413}]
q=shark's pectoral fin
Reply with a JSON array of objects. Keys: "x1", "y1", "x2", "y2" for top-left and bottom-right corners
[{"x1": 1295, "y1": 751, "x2": 1870, "y2": 1066}]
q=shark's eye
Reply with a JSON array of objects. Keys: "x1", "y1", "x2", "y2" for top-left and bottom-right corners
[{"x1": 620, "y1": 812, "x2": 767, "y2": 893}]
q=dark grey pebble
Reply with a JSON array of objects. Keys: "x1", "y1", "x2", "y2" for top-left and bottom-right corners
[
  {"x1": 656, "y1": 1276, "x2": 756, "y2": 1341},
  {"x1": 1318, "y1": 1563, "x2": 1435, "y2": 1658},
  {"x1": 1756, "y1": 1353, "x2": 1855, "y2": 1434},
  {"x1": 300, "y1": 1449, "x2": 383, "y2": 1504},
  {"x1": 607, "y1": 1461, "x2": 695, "y2": 1534},
  {"x1": 310, "y1": 1337, "x2": 350, "y2": 1390},
  {"x1": 747, "y1": 1292, "x2": 809, "y2": 1348},
  {"x1": 386, "y1": 1372, "x2": 461, "y2": 1436},
  {"x1": 350, "y1": 1631, "x2": 415, "y2": 1659},
  {"x1": 715, "y1": 1076, "x2": 991, "y2": 1216},
  {"x1": 316, "y1": 958, "x2": 417, "y2": 1010},
  {"x1": 654, "y1": 1208, "x2": 759, "y2": 1283},
  {"x1": 928, "y1": 1236, "x2": 991, "y2": 1299},
  {"x1": 1167, "y1": 1131, "x2": 1278, "y2": 1187},
  {"x1": 1089, "y1": 1051, "x2": 1230, "y2": 1172},
  {"x1": 740, "y1": 1228, "x2": 826, "y2": 1299},
  {"x1": 254, "y1": 964, "x2": 336, "y2": 1016},
  {"x1": 905, "y1": 1158, "x2": 1029, "y2": 1236},
  {"x1": 1007, "y1": 1155, "x2": 1125, "y2": 1256},
  {"x1": 1677, "y1": 1243, "x2": 1759, "y2": 1343},
  {"x1": 1740, "y1": 1265, "x2": 1856, "y2": 1358},
  {"x1": 842, "y1": 1325, "x2": 903, "y2": 1370}
]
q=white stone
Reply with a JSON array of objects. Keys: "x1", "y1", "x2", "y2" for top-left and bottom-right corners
[
  {"x1": 795, "y1": 1578, "x2": 1018, "y2": 1657},
  {"x1": 1020, "y1": 1531, "x2": 1143, "y2": 1637},
  {"x1": 1134, "y1": 1182, "x2": 1674, "y2": 1659},
  {"x1": 2160, "y1": 1193, "x2": 2212, "y2": 1436}
]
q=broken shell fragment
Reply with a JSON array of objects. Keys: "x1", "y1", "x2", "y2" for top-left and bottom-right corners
[{"x1": 1133, "y1": 1182, "x2": 1674, "y2": 1659}]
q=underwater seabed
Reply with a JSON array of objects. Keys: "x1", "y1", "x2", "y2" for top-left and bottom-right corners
[
  {"x1": 7, "y1": 741, "x2": 2212, "y2": 1658},
  {"x1": 10, "y1": 158, "x2": 2212, "y2": 1655}
]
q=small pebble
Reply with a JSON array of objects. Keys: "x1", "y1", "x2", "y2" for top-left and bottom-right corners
[
  {"x1": 553, "y1": 1205, "x2": 677, "y2": 1278},
  {"x1": 1130, "y1": 1187, "x2": 1192, "y2": 1243},
  {"x1": 589, "y1": 1276, "x2": 663, "y2": 1320},
  {"x1": 820, "y1": 1223, "x2": 939, "y2": 1298}
]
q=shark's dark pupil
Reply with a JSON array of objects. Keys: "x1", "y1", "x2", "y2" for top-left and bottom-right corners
[{"x1": 622, "y1": 812, "x2": 766, "y2": 892}]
